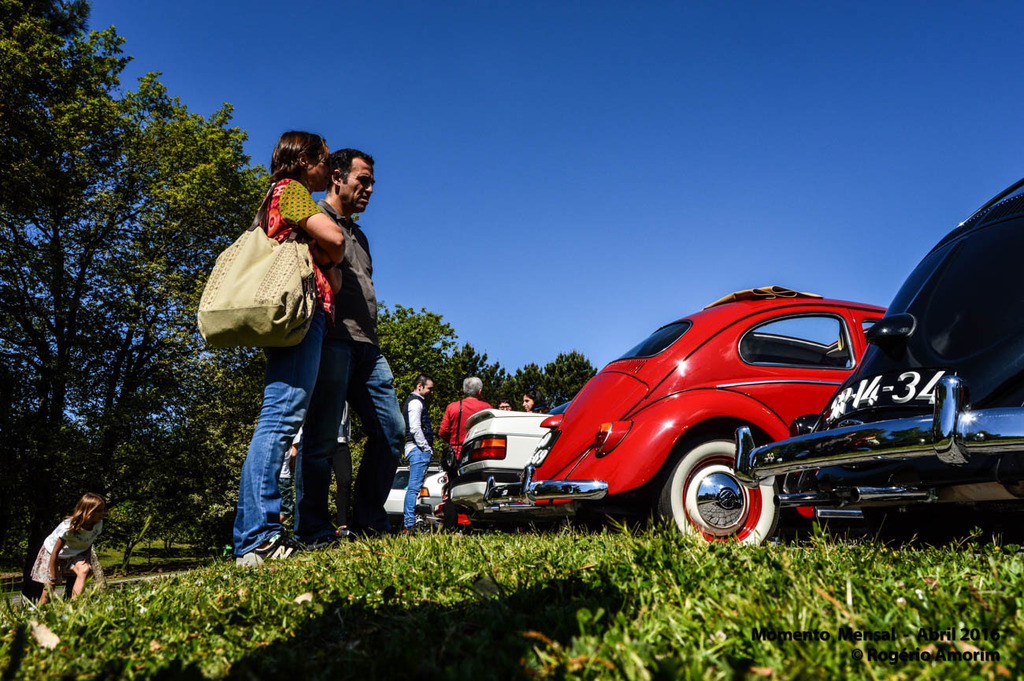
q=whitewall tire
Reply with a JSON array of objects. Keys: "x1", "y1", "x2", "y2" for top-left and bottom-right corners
[{"x1": 658, "y1": 439, "x2": 778, "y2": 545}]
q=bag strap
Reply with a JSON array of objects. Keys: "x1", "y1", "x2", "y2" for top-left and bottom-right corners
[
  {"x1": 249, "y1": 180, "x2": 305, "y2": 243},
  {"x1": 455, "y1": 400, "x2": 464, "y2": 445}
]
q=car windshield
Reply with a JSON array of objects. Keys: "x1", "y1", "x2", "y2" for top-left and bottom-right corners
[{"x1": 615, "y1": 321, "x2": 692, "y2": 360}]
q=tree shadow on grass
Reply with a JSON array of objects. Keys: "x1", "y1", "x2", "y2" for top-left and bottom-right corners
[{"x1": 225, "y1": 573, "x2": 627, "y2": 681}]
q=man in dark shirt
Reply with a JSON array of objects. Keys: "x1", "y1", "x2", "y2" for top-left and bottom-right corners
[{"x1": 294, "y1": 149, "x2": 405, "y2": 544}]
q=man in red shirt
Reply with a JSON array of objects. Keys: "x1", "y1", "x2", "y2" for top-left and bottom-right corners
[
  {"x1": 437, "y1": 377, "x2": 492, "y2": 459},
  {"x1": 437, "y1": 377, "x2": 492, "y2": 529}
]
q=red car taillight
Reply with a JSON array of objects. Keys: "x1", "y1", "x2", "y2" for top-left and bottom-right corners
[
  {"x1": 593, "y1": 421, "x2": 632, "y2": 457},
  {"x1": 466, "y1": 436, "x2": 507, "y2": 463}
]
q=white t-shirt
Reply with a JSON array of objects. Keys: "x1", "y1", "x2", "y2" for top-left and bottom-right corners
[{"x1": 43, "y1": 519, "x2": 104, "y2": 559}]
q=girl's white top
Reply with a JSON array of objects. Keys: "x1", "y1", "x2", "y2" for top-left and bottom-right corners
[{"x1": 43, "y1": 519, "x2": 104, "y2": 559}]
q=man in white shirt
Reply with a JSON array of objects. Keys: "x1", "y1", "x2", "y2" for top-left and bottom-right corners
[{"x1": 401, "y1": 375, "x2": 435, "y2": 532}]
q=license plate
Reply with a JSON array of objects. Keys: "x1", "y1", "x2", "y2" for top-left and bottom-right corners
[
  {"x1": 826, "y1": 369, "x2": 949, "y2": 422},
  {"x1": 529, "y1": 429, "x2": 560, "y2": 466}
]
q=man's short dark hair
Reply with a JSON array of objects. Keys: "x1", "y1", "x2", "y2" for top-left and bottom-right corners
[
  {"x1": 327, "y1": 148, "x2": 375, "y2": 185},
  {"x1": 414, "y1": 374, "x2": 432, "y2": 388}
]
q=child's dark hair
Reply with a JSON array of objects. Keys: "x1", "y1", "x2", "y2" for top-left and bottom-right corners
[
  {"x1": 68, "y1": 493, "x2": 106, "y2": 532},
  {"x1": 270, "y1": 131, "x2": 328, "y2": 183}
]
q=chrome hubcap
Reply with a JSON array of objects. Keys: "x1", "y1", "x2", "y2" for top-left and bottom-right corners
[{"x1": 694, "y1": 471, "x2": 746, "y2": 530}]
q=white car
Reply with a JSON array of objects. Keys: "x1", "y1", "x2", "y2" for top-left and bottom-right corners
[
  {"x1": 448, "y1": 407, "x2": 566, "y2": 521},
  {"x1": 385, "y1": 466, "x2": 446, "y2": 527}
]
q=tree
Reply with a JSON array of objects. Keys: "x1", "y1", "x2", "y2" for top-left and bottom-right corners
[
  {"x1": 542, "y1": 351, "x2": 598, "y2": 406},
  {"x1": 440, "y1": 343, "x2": 508, "y2": 408},
  {"x1": 0, "y1": 3, "x2": 263, "y2": 575},
  {"x1": 377, "y1": 303, "x2": 458, "y2": 428},
  {"x1": 495, "y1": 352, "x2": 598, "y2": 411}
]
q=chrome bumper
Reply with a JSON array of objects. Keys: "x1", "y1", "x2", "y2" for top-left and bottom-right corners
[
  {"x1": 735, "y1": 376, "x2": 1024, "y2": 487},
  {"x1": 482, "y1": 465, "x2": 608, "y2": 509}
]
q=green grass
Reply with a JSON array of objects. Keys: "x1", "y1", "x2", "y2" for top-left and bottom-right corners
[{"x1": 1, "y1": 526, "x2": 1021, "y2": 679}]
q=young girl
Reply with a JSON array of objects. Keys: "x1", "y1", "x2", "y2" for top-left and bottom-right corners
[{"x1": 31, "y1": 493, "x2": 107, "y2": 604}]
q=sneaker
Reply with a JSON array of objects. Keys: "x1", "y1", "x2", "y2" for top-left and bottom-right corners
[
  {"x1": 235, "y1": 532, "x2": 304, "y2": 567},
  {"x1": 303, "y1": 533, "x2": 344, "y2": 551},
  {"x1": 350, "y1": 526, "x2": 387, "y2": 541},
  {"x1": 335, "y1": 525, "x2": 355, "y2": 540}
]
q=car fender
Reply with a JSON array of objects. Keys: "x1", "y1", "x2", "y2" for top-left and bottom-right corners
[{"x1": 557, "y1": 388, "x2": 790, "y2": 495}]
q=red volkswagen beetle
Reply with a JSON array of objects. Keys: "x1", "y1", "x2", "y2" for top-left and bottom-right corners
[{"x1": 483, "y1": 288, "x2": 884, "y2": 543}]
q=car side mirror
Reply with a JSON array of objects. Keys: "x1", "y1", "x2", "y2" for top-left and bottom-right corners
[
  {"x1": 865, "y1": 313, "x2": 916, "y2": 345},
  {"x1": 789, "y1": 414, "x2": 819, "y2": 437}
]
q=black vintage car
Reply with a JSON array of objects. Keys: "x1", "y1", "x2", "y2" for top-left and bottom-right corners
[{"x1": 735, "y1": 176, "x2": 1024, "y2": 540}]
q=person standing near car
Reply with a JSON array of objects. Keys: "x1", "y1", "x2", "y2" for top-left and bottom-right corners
[
  {"x1": 522, "y1": 388, "x2": 549, "y2": 414},
  {"x1": 401, "y1": 375, "x2": 435, "y2": 532},
  {"x1": 293, "y1": 149, "x2": 406, "y2": 545},
  {"x1": 438, "y1": 377, "x2": 492, "y2": 460},
  {"x1": 437, "y1": 377, "x2": 492, "y2": 528}
]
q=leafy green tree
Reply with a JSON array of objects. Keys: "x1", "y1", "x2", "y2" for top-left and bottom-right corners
[
  {"x1": 495, "y1": 352, "x2": 598, "y2": 411},
  {"x1": 0, "y1": 4, "x2": 263, "y2": 573},
  {"x1": 377, "y1": 303, "x2": 458, "y2": 428},
  {"x1": 501, "y1": 363, "x2": 547, "y2": 410},
  {"x1": 439, "y1": 343, "x2": 508, "y2": 408},
  {"x1": 542, "y1": 351, "x2": 598, "y2": 406}
]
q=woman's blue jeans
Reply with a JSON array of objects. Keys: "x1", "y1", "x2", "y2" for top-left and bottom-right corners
[{"x1": 232, "y1": 312, "x2": 326, "y2": 556}]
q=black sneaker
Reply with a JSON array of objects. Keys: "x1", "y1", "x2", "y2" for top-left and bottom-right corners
[
  {"x1": 236, "y1": 532, "x2": 304, "y2": 566},
  {"x1": 303, "y1": 533, "x2": 344, "y2": 551}
]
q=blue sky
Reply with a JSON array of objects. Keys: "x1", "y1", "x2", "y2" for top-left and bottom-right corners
[{"x1": 89, "y1": 1, "x2": 1023, "y2": 373}]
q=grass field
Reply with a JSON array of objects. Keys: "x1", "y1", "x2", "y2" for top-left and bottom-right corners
[{"x1": 0, "y1": 526, "x2": 1020, "y2": 679}]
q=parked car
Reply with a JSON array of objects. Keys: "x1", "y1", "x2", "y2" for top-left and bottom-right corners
[
  {"x1": 449, "y1": 402, "x2": 569, "y2": 521},
  {"x1": 482, "y1": 288, "x2": 884, "y2": 543},
  {"x1": 735, "y1": 178, "x2": 1024, "y2": 542},
  {"x1": 385, "y1": 466, "x2": 445, "y2": 527}
]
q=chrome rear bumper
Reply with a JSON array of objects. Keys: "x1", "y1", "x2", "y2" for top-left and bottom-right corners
[
  {"x1": 482, "y1": 465, "x2": 608, "y2": 510},
  {"x1": 735, "y1": 376, "x2": 1024, "y2": 486}
]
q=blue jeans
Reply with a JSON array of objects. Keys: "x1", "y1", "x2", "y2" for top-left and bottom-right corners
[
  {"x1": 403, "y1": 447, "x2": 431, "y2": 528},
  {"x1": 233, "y1": 312, "x2": 326, "y2": 556},
  {"x1": 295, "y1": 339, "x2": 404, "y2": 540}
]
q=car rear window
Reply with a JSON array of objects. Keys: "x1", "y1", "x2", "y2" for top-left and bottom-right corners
[
  {"x1": 917, "y1": 217, "x2": 1024, "y2": 361},
  {"x1": 615, "y1": 321, "x2": 692, "y2": 360}
]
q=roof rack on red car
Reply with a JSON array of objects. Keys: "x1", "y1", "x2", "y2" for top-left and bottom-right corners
[{"x1": 703, "y1": 286, "x2": 823, "y2": 310}]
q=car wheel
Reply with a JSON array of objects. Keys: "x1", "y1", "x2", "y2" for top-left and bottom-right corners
[{"x1": 658, "y1": 439, "x2": 778, "y2": 545}]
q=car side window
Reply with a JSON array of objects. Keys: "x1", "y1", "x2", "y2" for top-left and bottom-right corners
[{"x1": 739, "y1": 315, "x2": 853, "y2": 369}]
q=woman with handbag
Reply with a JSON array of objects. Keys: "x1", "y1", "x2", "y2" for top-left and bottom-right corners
[{"x1": 232, "y1": 131, "x2": 346, "y2": 567}]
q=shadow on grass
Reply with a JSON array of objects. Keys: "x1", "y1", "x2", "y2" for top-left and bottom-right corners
[{"x1": 224, "y1": 572, "x2": 627, "y2": 681}]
